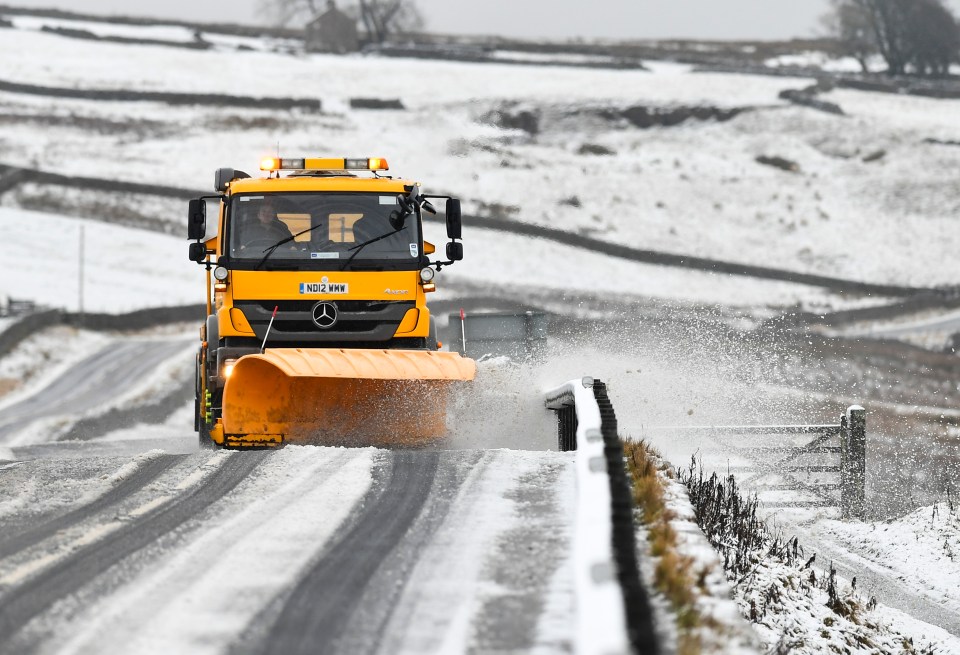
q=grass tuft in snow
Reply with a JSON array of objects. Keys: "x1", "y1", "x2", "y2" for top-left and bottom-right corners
[
  {"x1": 679, "y1": 458, "x2": 934, "y2": 654},
  {"x1": 681, "y1": 457, "x2": 770, "y2": 580}
]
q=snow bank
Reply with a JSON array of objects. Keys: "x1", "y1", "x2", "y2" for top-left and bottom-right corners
[{"x1": 821, "y1": 502, "x2": 960, "y2": 613}]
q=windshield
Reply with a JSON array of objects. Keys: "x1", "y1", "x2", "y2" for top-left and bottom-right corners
[{"x1": 227, "y1": 192, "x2": 421, "y2": 269}]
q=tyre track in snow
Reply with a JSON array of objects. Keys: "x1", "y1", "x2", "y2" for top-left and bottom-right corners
[
  {"x1": 0, "y1": 451, "x2": 267, "y2": 648},
  {"x1": 0, "y1": 453, "x2": 186, "y2": 561},
  {"x1": 376, "y1": 451, "x2": 576, "y2": 655},
  {"x1": 317, "y1": 451, "x2": 489, "y2": 655},
  {"x1": 236, "y1": 450, "x2": 576, "y2": 655},
  {"x1": 43, "y1": 448, "x2": 374, "y2": 654},
  {"x1": 0, "y1": 339, "x2": 191, "y2": 444},
  {"x1": 255, "y1": 450, "x2": 441, "y2": 655}
]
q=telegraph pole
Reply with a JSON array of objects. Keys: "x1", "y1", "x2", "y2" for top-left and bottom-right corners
[{"x1": 78, "y1": 224, "x2": 85, "y2": 315}]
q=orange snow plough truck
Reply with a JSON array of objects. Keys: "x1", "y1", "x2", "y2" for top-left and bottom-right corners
[{"x1": 186, "y1": 157, "x2": 475, "y2": 448}]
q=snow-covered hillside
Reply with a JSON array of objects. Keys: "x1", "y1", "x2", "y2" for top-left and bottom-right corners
[
  {"x1": 0, "y1": 207, "x2": 202, "y2": 312},
  {"x1": 0, "y1": 17, "x2": 958, "y2": 311}
]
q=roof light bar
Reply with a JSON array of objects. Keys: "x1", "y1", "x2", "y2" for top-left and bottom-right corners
[{"x1": 259, "y1": 157, "x2": 389, "y2": 172}]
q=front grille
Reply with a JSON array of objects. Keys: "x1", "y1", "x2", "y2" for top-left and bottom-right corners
[
  {"x1": 234, "y1": 300, "x2": 416, "y2": 343},
  {"x1": 243, "y1": 299, "x2": 398, "y2": 313}
]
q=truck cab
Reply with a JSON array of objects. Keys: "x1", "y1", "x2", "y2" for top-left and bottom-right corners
[{"x1": 187, "y1": 157, "x2": 465, "y2": 446}]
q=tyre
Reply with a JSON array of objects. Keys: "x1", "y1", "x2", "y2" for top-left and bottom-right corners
[
  {"x1": 197, "y1": 344, "x2": 216, "y2": 450},
  {"x1": 198, "y1": 417, "x2": 215, "y2": 449}
]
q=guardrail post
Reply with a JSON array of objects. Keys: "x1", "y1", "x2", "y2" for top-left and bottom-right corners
[
  {"x1": 559, "y1": 404, "x2": 577, "y2": 452},
  {"x1": 840, "y1": 405, "x2": 866, "y2": 520}
]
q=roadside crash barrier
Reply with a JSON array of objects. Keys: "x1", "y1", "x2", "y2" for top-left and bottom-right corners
[{"x1": 545, "y1": 377, "x2": 658, "y2": 655}]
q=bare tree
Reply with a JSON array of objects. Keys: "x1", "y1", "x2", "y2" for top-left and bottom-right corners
[
  {"x1": 258, "y1": 0, "x2": 321, "y2": 27},
  {"x1": 905, "y1": 0, "x2": 960, "y2": 76},
  {"x1": 354, "y1": 0, "x2": 422, "y2": 44},
  {"x1": 824, "y1": 0, "x2": 959, "y2": 76},
  {"x1": 821, "y1": 0, "x2": 877, "y2": 72},
  {"x1": 851, "y1": 0, "x2": 913, "y2": 74},
  {"x1": 259, "y1": 0, "x2": 423, "y2": 44}
]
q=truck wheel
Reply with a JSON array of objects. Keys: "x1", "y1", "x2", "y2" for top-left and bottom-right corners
[
  {"x1": 198, "y1": 417, "x2": 215, "y2": 449},
  {"x1": 197, "y1": 343, "x2": 216, "y2": 450},
  {"x1": 194, "y1": 351, "x2": 201, "y2": 432}
]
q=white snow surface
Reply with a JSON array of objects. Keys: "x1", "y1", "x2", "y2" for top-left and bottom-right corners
[
  {"x1": 10, "y1": 15, "x2": 201, "y2": 44},
  {"x1": 821, "y1": 502, "x2": 960, "y2": 617},
  {"x1": 0, "y1": 30, "x2": 795, "y2": 105},
  {"x1": 0, "y1": 450, "x2": 235, "y2": 588},
  {"x1": 763, "y1": 52, "x2": 886, "y2": 73},
  {"x1": 54, "y1": 447, "x2": 376, "y2": 655},
  {"x1": 8, "y1": 15, "x2": 296, "y2": 53},
  {"x1": 0, "y1": 207, "x2": 204, "y2": 312},
  {"x1": 652, "y1": 454, "x2": 960, "y2": 653},
  {"x1": 377, "y1": 449, "x2": 576, "y2": 654},
  {"x1": 24, "y1": 447, "x2": 578, "y2": 654},
  {"x1": 0, "y1": 327, "x2": 110, "y2": 410}
]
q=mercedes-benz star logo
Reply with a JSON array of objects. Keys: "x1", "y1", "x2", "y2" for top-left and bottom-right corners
[{"x1": 311, "y1": 301, "x2": 338, "y2": 329}]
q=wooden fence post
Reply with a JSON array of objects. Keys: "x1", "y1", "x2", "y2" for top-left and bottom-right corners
[{"x1": 841, "y1": 405, "x2": 866, "y2": 520}]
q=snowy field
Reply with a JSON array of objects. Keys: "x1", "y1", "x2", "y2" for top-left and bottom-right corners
[
  {"x1": 0, "y1": 21, "x2": 958, "y2": 304},
  {"x1": 0, "y1": 207, "x2": 203, "y2": 312}
]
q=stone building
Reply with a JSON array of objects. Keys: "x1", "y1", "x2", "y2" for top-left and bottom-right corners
[{"x1": 305, "y1": 1, "x2": 360, "y2": 54}]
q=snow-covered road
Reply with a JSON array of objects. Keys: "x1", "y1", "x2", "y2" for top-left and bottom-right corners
[
  {"x1": 0, "y1": 326, "x2": 576, "y2": 654},
  {"x1": 0, "y1": 445, "x2": 575, "y2": 654},
  {"x1": 0, "y1": 338, "x2": 191, "y2": 446}
]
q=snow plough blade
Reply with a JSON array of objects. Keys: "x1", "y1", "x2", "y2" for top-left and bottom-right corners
[{"x1": 217, "y1": 348, "x2": 476, "y2": 448}]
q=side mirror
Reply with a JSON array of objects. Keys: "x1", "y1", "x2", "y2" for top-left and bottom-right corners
[
  {"x1": 188, "y1": 242, "x2": 207, "y2": 262},
  {"x1": 446, "y1": 241, "x2": 463, "y2": 261},
  {"x1": 445, "y1": 198, "x2": 462, "y2": 240},
  {"x1": 187, "y1": 198, "x2": 206, "y2": 241}
]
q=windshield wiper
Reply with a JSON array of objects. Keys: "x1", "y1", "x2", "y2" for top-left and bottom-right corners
[
  {"x1": 340, "y1": 228, "x2": 402, "y2": 271},
  {"x1": 254, "y1": 223, "x2": 326, "y2": 270}
]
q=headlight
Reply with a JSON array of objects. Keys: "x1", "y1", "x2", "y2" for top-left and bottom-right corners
[
  {"x1": 419, "y1": 267, "x2": 435, "y2": 282},
  {"x1": 213, "y1": 266, "x2": 229, "y2": 281},
  {"x1": 223, "y1": 359, "x2": 237, "y2": 378}
]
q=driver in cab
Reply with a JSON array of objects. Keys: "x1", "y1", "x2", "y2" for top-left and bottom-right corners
[{"x1": 239, "y1": 197, "x2": 294, "y2": 249}]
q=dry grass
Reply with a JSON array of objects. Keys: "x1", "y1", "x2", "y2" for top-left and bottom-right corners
[
  {"x1": 678, "y1": 458, "x2": 894, "y2": 644},
  {"x1": 0, "y1": 378, "x2": 19, "y2": 398},
  {"x1": 623, "y1": 438, "x2": 703, "y2": 655}
]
